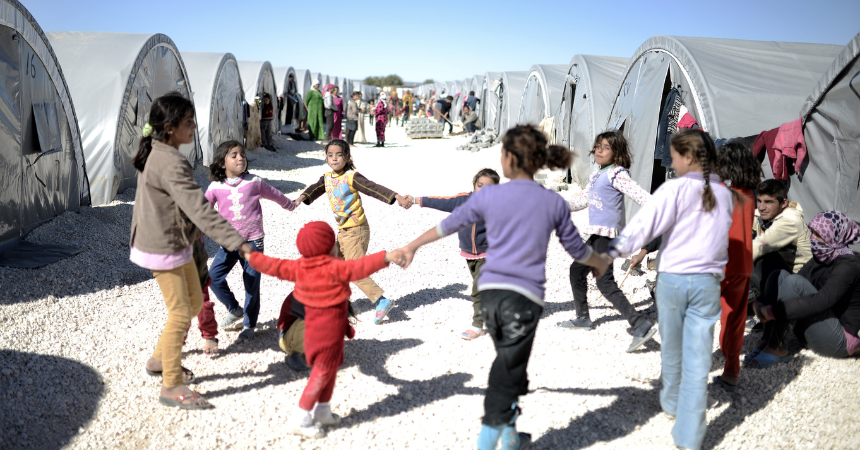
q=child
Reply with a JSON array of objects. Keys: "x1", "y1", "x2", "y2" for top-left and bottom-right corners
[
  {"x1": 131, "y1": 93, "x2": 252, "y2": 409},
  {"x1": 606, "y1": 129, "x2": 733, "y2": 450},
  {"x1": 246, "y1": 221, "x2": 404, "y2": 438},
  {"x1": 396, "y1": 126, "x2": 612, "y2": 450},
  {"x1": 556, "y1": 130, "x2": 656, "y2": 352},
  {"x1": 205, "y1": 140, "x2": 296, "y2": 343},
  {"x1": 713, "y1": 141, "x2": 760, "y2": 391},
  {"x1": 404, "y1": 168, "x2": 501, "y2": 340},
  {"x1": 295, "y1": 139, "x2": 410, "y2": 324},
  {"x1": 278, "y1": 291, "x2": 309, "y2": 371},
  {"x1": 193, "y1": 237, "x2": 219, "y2": 355},
  {"x1": 260, "y1": 94, "x2": 275, "y2": 151}
]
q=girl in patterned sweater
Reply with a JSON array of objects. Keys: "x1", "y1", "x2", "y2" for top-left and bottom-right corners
[
  {"x1": 557, "y1": 130, "x2": 656, "y2": 353},
  {"x1": 205, "y1": 140, "x2": 296, "y2": 343},
  {"x1": 295, "y1": 139, "x2": 411, "y2": 324}
]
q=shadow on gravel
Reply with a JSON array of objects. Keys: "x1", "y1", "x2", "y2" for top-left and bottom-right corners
[
  {"x1": 542, "y1": 295, "x2": 656, "y2": 323},
  {"x1": 353, "y1": 283, "x2": 470, "y2": 323},
  {"x1": 531, "y1": 384, "x2": 663, "y2": 449},
  {"x1": 0, "y1": 350, "x2": 104, "y2": 450}
]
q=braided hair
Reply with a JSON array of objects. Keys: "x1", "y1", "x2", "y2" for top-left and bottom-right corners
[
  {"x1": 502, "y1": 125, "x2": 572, "y2": 175},
  {"x1": 670, "y1": 129, "x2": 718, "y2": 212}
]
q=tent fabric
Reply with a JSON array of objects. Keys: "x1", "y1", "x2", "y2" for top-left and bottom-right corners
[
  {"x1": 559, "y1": 55, "x2": 629, "y2": 186},
  {"x1": 518, "y1": 64, "x2": 568, "y2": 128},
  {"x1": 607, "y1": 35, "x2": 842, "y2": 220},
  {"x1": 182, "y1": 52, "x2": 244, "y2": 166},
  {"x1": 498, "y1": 71, "x2": 529, "y2": 133},
  {"x1": 0, "y1": 0, "x2": 88, "y2": 245},
  {"x1": 237, "y1": 60, "x2": 278, "y2": 135},
  {"x1": 48, "y1": 31, "x2": 199, "y2": 207},
  {"x1": 792, "y1": 31, "x2": 860, "y2": 223},
  {"x1": 481, "y1": 72, "x2": 502, "y2": 132},
  {"x1": 274, "y1": 66, "x2": 305, "y2": 132},
  {"x1": 295, "y1": 69, "x2": 313, "y2": 98}
]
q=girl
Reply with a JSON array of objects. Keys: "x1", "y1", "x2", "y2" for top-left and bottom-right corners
[
  {"x1": 404, "y1": 168, "x2": 501, "y2": 341},
  {"x1": 556, "y1": 130, "x2": 656, "y2": 353},
  {"x1": 374, "y1": 92, "x2": 389, "y2": 147},
  {"x1": 331, "y1": 86, "x2": 344, "y2": 140},
  {"x1": 607, "y1": 129, "x2": 733, "y2": 450},
  {"x1": 295, "y1": 139, "x2": 410, "y2": 324},
  {"x1": 396, "y1": 125, "x2": 612, "y2": 450},
  {"x1": 712, "y1": 141, "x2": 760, "y2": 391},
  {"x1": 205, "y1": 140, "x2": 296, "y2": 343},
  {"x1": 130, "y1": 93, "x2": 252, "y2": 409},
  {"x1": 247, "y1": 221, "x2": 404, "y2": 438}
]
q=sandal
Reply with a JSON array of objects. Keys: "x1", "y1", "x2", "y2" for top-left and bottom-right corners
[
  {"x1": 203, "y1": 339, "x2": 219, "y2": 356},
  {"x1": 146, "y1": 365, "x2": 197, "y2": 384},
  {"x1": 746, "y1": 351, "x2": 793, "y2": 369},
  {"x1": 742, "y1": 349, "x2": 762, "y2": 364},
  {"x1": 712, "y1": 376, "x2": 738, "y2": 393},
  {"x1": 159, "y1": 391, "x2": 213, "y2": 410},
  {"x1": 460, "y1": 329, "x2": 487, "y2": 341}
]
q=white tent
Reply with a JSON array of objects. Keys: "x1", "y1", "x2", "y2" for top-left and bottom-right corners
[
  {"x1": 497, "y1": 71, "x2": 529, "y2": 133},
  {"x1": 607, "y1": 35, "x2": 842, "y2": 220},
  {"x1": 182, "y1": 52, "x2": 244, "y2": 166},
  {"x1": 518, "y1": 64, "x2": 568, "y2": 133},
  {"x1": 793, "y1": 31, "x2": 860, "y2": 223},
  {"x1": 295, "y1": 69, "x2": 313, "y2": 98},
  {"x1": 558, "y1": 55, "x2": 629, "y2": 185},
  {"x1": 469, "y1": 75, "x2": 484, "y2": 118},
  {"x1": 449, "y1": 80, "x2": 464, "y2": 123},
  {"x1": 274, "y1": 66, "x2": 306, "y2": 133},
  {"x1": 49, "y1": 31, "x2": 199, "y2": 206},
  {"x1": 0, "y1": 0, "x2": 88, "y2": 244},
  {"x1": 481, "y1": 72, "x2": 502, "y2": 132},
  {"x1": 237, "y1": 61, "x2": 278, "y2": 131}
]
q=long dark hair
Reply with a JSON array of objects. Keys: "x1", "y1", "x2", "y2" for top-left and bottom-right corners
[
  {"x1": 717, "y1": 140, "x2": 762, "y2": 191},
  {"x1": 670, "y1": 129, "x2": 718, "y2": 212},
  {"x1": 325, "y1": 139, "x2": 356, "y2": 172},
  {"x1": 132, "y1": 92, "x2": 195, "y2": 172},
  {"x1": 210, "y1": 140, "x2": 247, "y2": 182},
  {"x1": 502, "y1": 125, "x2": 572, "y2": 175},
  {"x1": 591, "y1": 130, "x2": 633, "y2": 169}
]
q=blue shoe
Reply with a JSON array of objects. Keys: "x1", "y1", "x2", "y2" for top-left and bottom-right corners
[
  {"x1": 374, "y1": 297, "x2": 394, "y2": 325},
  {"x1": 747, "y1": 351, "x2": 793, "y2": 369},
  {"x1": 499, "y1": 429, "x2": 532, "y2": 450}
]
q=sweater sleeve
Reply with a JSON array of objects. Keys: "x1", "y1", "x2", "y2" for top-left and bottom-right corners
[
  {"x1": 752, "y1": 214, "x2": 802, "y2": 261},
  {"x1": 248, "y1": 253, "x2": 299, "y2": 282},
  {"x1": 555, "y1": 200, "x2": 593, "y2": 261},
  {"x1": 437, "y1": 190, "x2": 484, "y2": 237},
  {"x1": 352, "y1": 172, "x2": 398, "y2": 204},
  {"x1": 301, "y1": 175, "x2": 326, "y2": 204},
  {"x1": 160, "y1": 162, "x2": 244, "y2": 251},
  {"x1": 260, "y1": 181, "x2": 296, "y2": 211},
  {"x1": 339, "y1": 251, "x2": 389, "y2": 281},
  {"x1": 608, "y1": 182, "x2": 678, "y2": 258},
  {"x1": 774, "y1": 257, "x2": 860, "y2": 321},
  {"x1": 419, "y1": 193, "x2": 471, "y2": 213},
  {"x1": 611, "y1": 168, "x2": 651, "y2": 206},
  {"x1": 568, "y1": 172, "x2": 593, "y2": 212}
]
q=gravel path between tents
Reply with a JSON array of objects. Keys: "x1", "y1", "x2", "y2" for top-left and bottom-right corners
[{"x1": 1, "y1": 125, "x2": 857, "y2": 450}]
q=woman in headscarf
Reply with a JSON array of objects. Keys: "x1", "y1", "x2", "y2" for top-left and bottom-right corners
[
  {"x1": 749, "y1": 210, "x2": 860, "y2": 366},
  {"x1": 374, "y1": 92, "x2": 389, "y2": 147},
  {"x1": 331, "y1": 86, "x2": 344, "y2": 140},
  {"x1": 304, "y1": 82, "x2": 324, "y2": 140}
]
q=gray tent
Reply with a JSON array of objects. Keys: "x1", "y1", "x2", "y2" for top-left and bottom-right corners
[
  {"x1": 295, "y1": 69, "x2": 313, "y2": 98},
  {"x1": 607, "y1": 35, "x2": 842, "y2": 220},
  {"x1": 558, "y1": 55, "x2": 629, "y2": 185},
  {"x1": 49, "y1": 31, "x2": 199, "y2": 207},
  {"x1": 0, "y1": 0, "x2": 88, "y2": 245},
  {"x1": 274, "y1": 66, "x2": 304, "y2": 132},
  {"x1": 792, "y1": 31, "x2": 860, "y2": 223},
  {"x1": 497, "y1": 71, "x2": 529, "y2": 133},
  {"x1": 182, "y1": 52, "x2": 244, "y2": 166},
  {"x1": 518, "y1": 64, "x2": 568, "y2": 131},
  {"x1": 237, "y1": 61, "x2": 278, "y2": 136}
]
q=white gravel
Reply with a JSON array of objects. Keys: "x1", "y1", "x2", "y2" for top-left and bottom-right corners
[{"x1": 0, "y1": 124, "x2": 858, "y2": 450}]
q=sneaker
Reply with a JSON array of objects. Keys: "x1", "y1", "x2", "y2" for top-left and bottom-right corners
[
  {"x1": 285, "y1": 353, "x2": 309, "y2": 372},
  {"x1": 374, "y1": 297, "x2": 394, "y2": 324},
  {"x1": 556, "y1": 316, "x2": 593, "y2": 330},
  {"x1": 626, "y1": 320, "x2": 658, "y2": 352},
  {"x1": 500, "y1": 431, "x2": 532, "y2": 450},
  {"x1": 460, "y1": 329, "x2": 487, "y2": 340},
  {"x1": 314, "y1": 413, "x2": 341, "y2": 427},
  {"x1": 236, "y1": 328, "x2": 254, "y2": 343},
  {"x1": 288, "y1": 423, "x2": 325, "y2": 439},
  {"x1": 219, "y1": 308, "x2": 244, "y2": 329}
]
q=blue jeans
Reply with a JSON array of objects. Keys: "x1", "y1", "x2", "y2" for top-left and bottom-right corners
[
  {"x1": 656, "y1": 273, "x2": 721, "y2": 450},
  {"x1": 209, "y1": 241, "x2": 262, "y2": 328}
]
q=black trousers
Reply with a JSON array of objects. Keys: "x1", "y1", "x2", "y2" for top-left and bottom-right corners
[
  {"x1": 346, "y1": 128, "x2": 357, "y2": 145},
  {"x1": 481, "y1": 289, "x2": 543, "y2": 426},
  {"x1": 751, "y1": 251, "x2": 792, "y2": 295},
  {"x1": 324, "y1": 110, "x2": 333, "y2": 140},
  {"x1": 571, "y1": 235, "x2": 644, "y2": 327}
]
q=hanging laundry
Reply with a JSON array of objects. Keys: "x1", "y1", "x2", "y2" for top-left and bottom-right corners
[
  {"x1": 752, "y1": 127, "x2": 782, "y2": 179},
  {"x1": 678, "y1": 113, "x2": 699, "y2": 129},
  {"x1": 654, "y1": 88, "x2": 681, "y2": 167},
  {"x1": 751, "y1": 119, "x2": 807, "y2": 181}
]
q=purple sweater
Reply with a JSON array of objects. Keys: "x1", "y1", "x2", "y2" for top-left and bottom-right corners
[
  {"x1": 205, "y1": 174, "x2": 295, "y2": 241},
  {"x1": 437, "y1": 180, "x2": 593, "y2": 306},
  {"x1": 608, "y1": 172, "x2": 733, "y2": 279}
]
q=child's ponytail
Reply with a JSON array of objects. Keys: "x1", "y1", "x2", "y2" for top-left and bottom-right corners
[
  {"x1": 670, "y1": 129, "x2": 718, "y2": 212},
  {"x1": 699, "y1": 146, "x2": 717, "y2": 212},
  {"x1": 502, "y1": 125, "x2": 572, "y2": 175},
  {"x1": 132, "y1": 92, "x2": 195, "y2": 172},
  {"x1": 546, "y1": 145, "x2": 573, "y2": 171}
]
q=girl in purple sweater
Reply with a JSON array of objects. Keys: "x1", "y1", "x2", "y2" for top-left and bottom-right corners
[
  {"x1": 607, "y1": 130, "x2": 733, "y2": 450},
  {"x1": 397, "y1": 126, "x2": 612, "y2": 450},
  {"x1": 206, "y1": 140, "x2": 296, "y2": 343}
]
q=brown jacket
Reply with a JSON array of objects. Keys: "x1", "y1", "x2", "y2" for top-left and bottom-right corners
[{"x1": 130, "y1": 140, "x2": 245, "y2": 254}]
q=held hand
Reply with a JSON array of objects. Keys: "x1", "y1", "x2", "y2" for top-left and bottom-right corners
[
  {"x1": 395, "y1": 194, "x2": 411, "y2": 209},
  {"x1": 385, "y1": 248, "x2": 407, "y2": 267},
  {"x1": 629, "y1": 249, "x2": 647, "y2": 269},
  {"x1": 238, "y1": 243, "x2": 256, "y2": 260},
  {"x1": 590, "y1": 253, "x2": 613, "y2": 279}
]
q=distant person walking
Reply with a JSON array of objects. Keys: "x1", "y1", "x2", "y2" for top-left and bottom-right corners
[
  {"x1": 374, "y1": 92, "x2": 389, "y2": 147},
  {"x1": 305, "y1": 82, "x2": 324, "y2": 140},
  {"x1": 346, "y1": 91, "x2": 367, "y2": 145},
  {"x1": 323, "y1": 84, "x2": 336, "y2": 141},
  {"x1": 331, "y1": 86, "x2": 344, "y2": 140},
  {"x1": 465, "y1": 91, "x2": 480, "y2": 112},
  {"x1": 402, "y1": 90, "x2": 414, "y2": 123}
]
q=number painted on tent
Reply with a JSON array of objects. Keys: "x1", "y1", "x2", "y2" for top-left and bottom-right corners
[{"x1": 25, "y1": 53, "x2": 36, "y2": 78}]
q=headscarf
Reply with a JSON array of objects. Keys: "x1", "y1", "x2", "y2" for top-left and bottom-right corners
[
  {"x1": 377, "y1": 92, "x2": 387, "y2": 105},
  {"x1": 324, "y1": 84, "x2": 335, "y2": 93},
  {"x1": 807, "y1": 211, "x2": 860, "y2": 263}
]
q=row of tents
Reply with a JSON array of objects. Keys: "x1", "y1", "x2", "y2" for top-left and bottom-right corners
[
  {"x1": 414, "y1": 32, "x2": 860, "y2": 223},
  {"x1": 0, "y1": 0, "x2": 380, "y2": 246}
]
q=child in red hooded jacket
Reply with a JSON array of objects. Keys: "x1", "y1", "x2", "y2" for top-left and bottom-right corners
[{"x1": 247, "y1": 221, "x2": 403, "y2": 438}]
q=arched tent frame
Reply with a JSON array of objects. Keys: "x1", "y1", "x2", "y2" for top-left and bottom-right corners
[
  {"x1": 49, "y1": 31, "x2": 200, "y2": 207},
  {"x1": 558, "y1": 55, "x2": 629, "y2": 186},
  {"x1": 481, "y1": 72, "x2": 502, "y2": 132},
  {"x1": 237, "y1": 60, "x2": 278, "y2": 129},
  {"x1": 518, "y1": 64, "x2": 568, "y2": 134},
  {"x1": 274, "y1": 66, "x2": 304, "y2": 132},
  {"x1": 295, "y1": 69, "x2": 313, "y2": 98},
  {"x1": 607, "y1": 35, "x2": 842, "y2": 220},
  {"x1": 498, "y1": 71, "x2": 528, "y2": 133},
  {"x1": 0, "y1": 0, "x2": 88, "y2": 243},
  {"x1": 793, "y1": 31, "x2": 860, "y2": 223},
  {"x1": 182, "y1": 52, "x2": 244, "y2": 166}
]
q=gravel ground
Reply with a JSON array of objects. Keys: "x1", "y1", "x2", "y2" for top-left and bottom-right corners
[{"x1": 1, "y1": 124, "x2": 858, "y2": 450}]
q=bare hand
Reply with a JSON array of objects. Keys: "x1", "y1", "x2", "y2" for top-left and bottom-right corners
[
  {"x1": 753, "y1": 301, "x2": 768, "y2": 323},
  {"x1": 630, "y1": 249, "x2": 647, "y2": 269},
  {"x1": 238, "y1": 243, "x2": 256, "y2": 260},
  {"x1": 385, "y1": 248, "x2": 407, "y2": 267},
  {"x1": 395, "y1": 194, "x2": 411, "y2": 209},
  {"x1": 590, "y1": 253, "x2": 613, "y2": 278}
]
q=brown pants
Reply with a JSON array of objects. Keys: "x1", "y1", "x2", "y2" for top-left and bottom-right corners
[
  {"x1": 279, "y1": 319, "x2": 305, "y2": 355},
  {"x1": 152, "y1": 261, "x2": 203, "y2": 387},
  {"x1": 337, "y1": 223, "x2": 384, "y2": 302},
  {"x1": 467, "y1": 258, "x2": 486, "y2": 329}
]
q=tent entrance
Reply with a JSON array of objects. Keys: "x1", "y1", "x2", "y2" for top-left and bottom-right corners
[
  {"x1": 649, "y1": 73, "x2": 673, "y2": 194},
  {"x1": 563, "y1": 82, "x2": 577, "y2": 183}
]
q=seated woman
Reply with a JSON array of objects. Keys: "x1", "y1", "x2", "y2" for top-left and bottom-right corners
[{"x1": 748, "y1": 210, "x2": 860, "y2": 367}]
